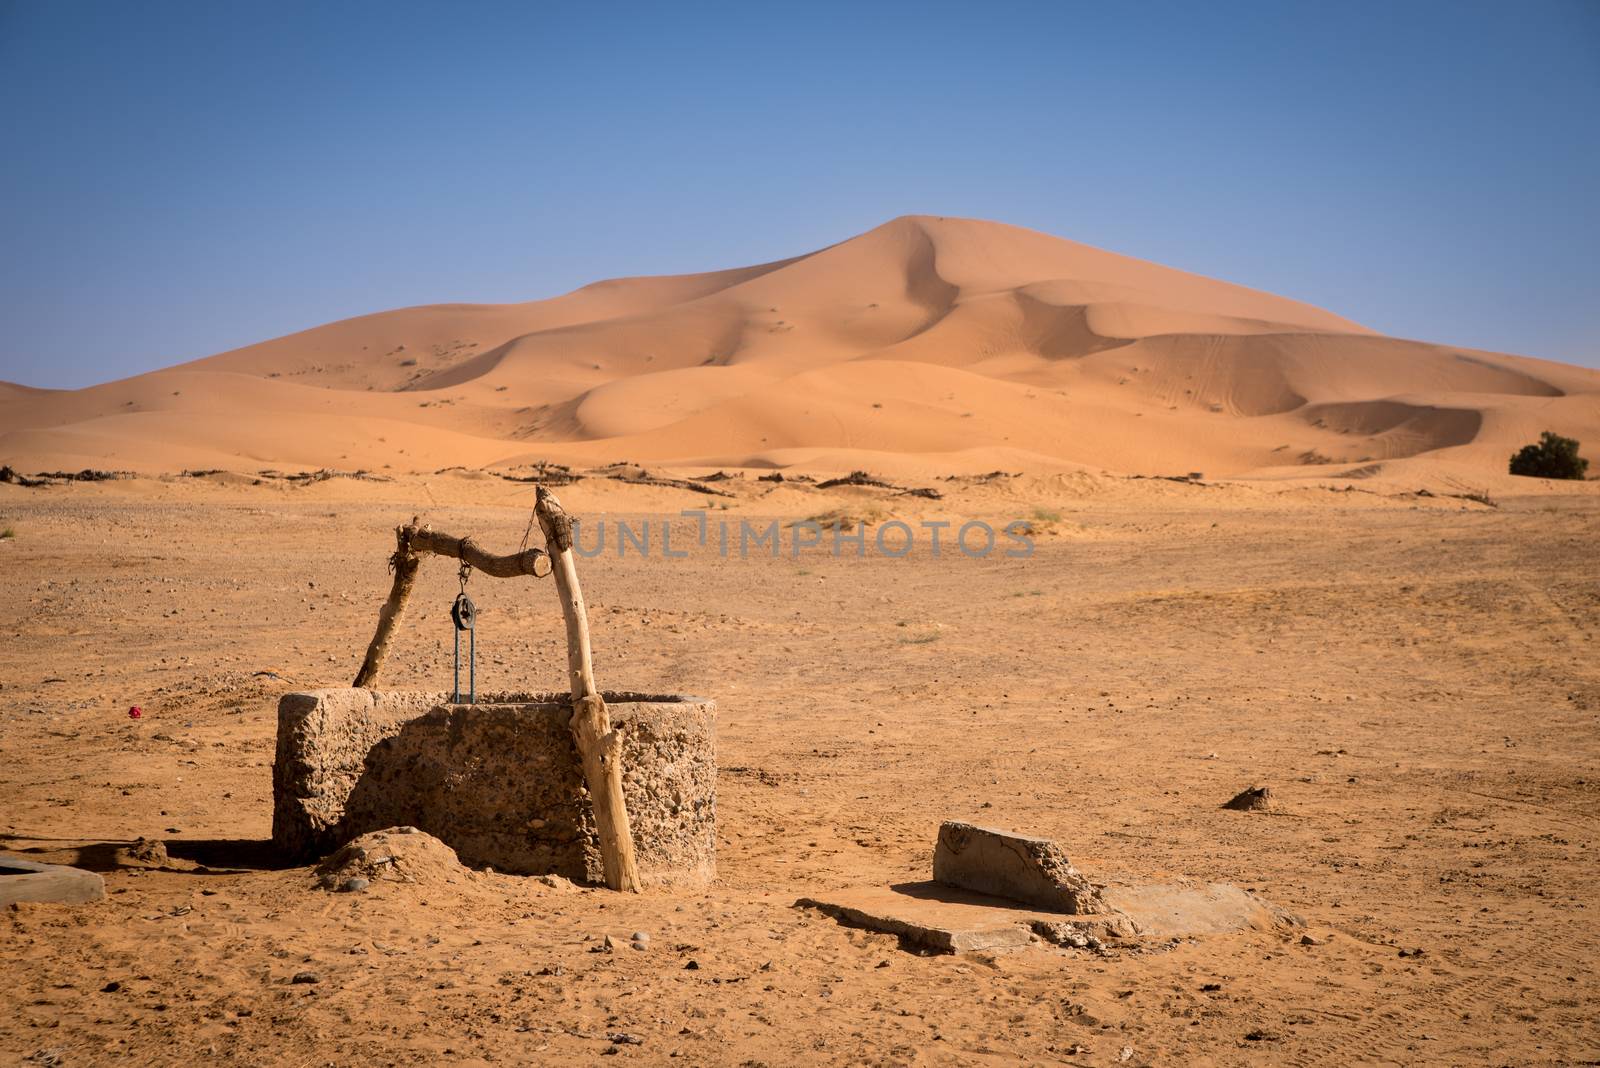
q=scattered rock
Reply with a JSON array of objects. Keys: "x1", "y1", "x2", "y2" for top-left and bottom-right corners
[
  {"x1": 1300, "y1": 933, "x2": 1326, "y2": 945},
  {"x1": 100, "y1": 981, "x2": 122, "y2": 993},
  {"x1": 1222, "y1": 785, "x2": 1280, "y2": 812},
  {"x1": 535, "y1": 873, "x2": 577, "y2": 891},
  {"x1": 116, "y1": 838, "x2": 170, "y2": 868},
  {"x1": 1245, "y1": 1029, "x2": 1282, "y2": 1041},
  {"x1": 1398, "y1": 947, "x2": 1426, "y2": 958},
  {"x1": 290, "y1": 971, "x2": 320, "y2": 985},
  {"x1": 339, "y1": 877, "x2": 370, "y2": 893},
  {"x1": 609, "y1": 1033, "x2": 643, "y2": 1046},
  {"x1": 683, "y1": 960, "x2": 700, "y2": 970},
  {"x1": 631, "y1": 931, "x2": 650, "y2": 945},
  {"x1": 1032, "y1": 921, "x2": 1107, "y2": 951}
]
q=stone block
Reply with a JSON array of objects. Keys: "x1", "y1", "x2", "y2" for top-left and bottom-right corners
[
  {"x1": 272, "y1": 689, "x2": 715, "y2": 887},
  {"x1": 932, "y1": 821, "x2": 1107, "y2": 914},
  {"x1": 0, "y1": 856, "x2": 105, "y2": 906}
]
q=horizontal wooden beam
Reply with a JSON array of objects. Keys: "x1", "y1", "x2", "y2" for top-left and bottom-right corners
[
  {"x1": 409, "y1": 526, "x2": 552, "y2": 579},
  {"x1": 353, "y1": 520, "x2": 550, "y2": 688}
]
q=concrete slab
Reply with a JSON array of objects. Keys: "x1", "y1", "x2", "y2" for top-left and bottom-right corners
[
  {"x1": 797, "y1": 883, "x2": 1070, "y2": 952},
  {"x1": 1104, "y1": 879, "x2": 1291, "y2": 937},
  {"x1": 0, "y1": 855, "x2": 105, "y2": 906},
  {"x1": 796, "y1": 878, "x2": 1295, "y2": 954}
]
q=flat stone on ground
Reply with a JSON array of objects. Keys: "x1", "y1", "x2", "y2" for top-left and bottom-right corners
[
  {"x1": 1103, "y1": 880, "x2": 1295, "y2": 937},
  {"x1": 796, "y1": 879, "x2": 1294, "y2": 954},
  {"x1": 0, "y1": 855, "x2": 105, "y2": 906},
  {"x1": 796, "y1": 883, "x2": 1060, "y2": 953}
]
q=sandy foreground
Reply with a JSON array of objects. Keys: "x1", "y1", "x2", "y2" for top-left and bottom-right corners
[{"x1": 2, "y1": 470, "x2": 1598, "y2": 1067}]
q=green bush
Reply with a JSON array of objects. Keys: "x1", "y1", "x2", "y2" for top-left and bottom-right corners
[{"x1": 1509, "y1": 431, "x2": 1588, "y2": 480}]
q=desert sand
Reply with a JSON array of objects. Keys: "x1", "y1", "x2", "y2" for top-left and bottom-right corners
[
  {"x1": 3, "y1": 216, "x2": 1597, "y2": 486},
  {"x1": 2, "y1": 470, "x2": 1599, "y2": 1065}
]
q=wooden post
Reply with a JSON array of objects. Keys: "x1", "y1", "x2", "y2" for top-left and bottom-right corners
[
  {"x1": 354, "y1": 522, "x2": 422, "y2": 688},
  {"x1": 353, "y1": 519, "x2": 552, "y2": 688},
  {"x1": 535, "y1": 485, "x2": 642, "y2": 892}
]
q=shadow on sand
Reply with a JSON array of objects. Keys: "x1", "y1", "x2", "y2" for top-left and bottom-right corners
[{"x1": 0, "y1": 835, "x2": 293, "y2": 874}]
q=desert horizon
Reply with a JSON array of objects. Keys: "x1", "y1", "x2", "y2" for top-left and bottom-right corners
[{"x1": 5, "y1": 215, "x2": 1597, "y2": 490}]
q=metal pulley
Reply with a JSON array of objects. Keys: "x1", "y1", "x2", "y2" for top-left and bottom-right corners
[
  {"x1": 450, "y1": 592, "x2": 477, "y2": 631},
  {"x1": 451, "y1": 564, "x2": 476, "y2": 704}
]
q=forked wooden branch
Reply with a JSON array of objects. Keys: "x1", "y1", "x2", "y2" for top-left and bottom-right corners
[
  {"x1": 353, "y1": 518, "x2": 552, "y2": 688},
  {"x1": 535, "y1": 485, "x2": 642, "y2": 892}
]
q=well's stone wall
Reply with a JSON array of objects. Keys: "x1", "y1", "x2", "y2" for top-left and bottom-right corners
[{"x1": 273, "y1": 689, "x2": 715, "y2": 887}]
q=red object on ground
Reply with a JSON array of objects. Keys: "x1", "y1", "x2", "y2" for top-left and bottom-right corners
[{"x1": 128, "y1": 706, "x2": 142, "y2": 719}]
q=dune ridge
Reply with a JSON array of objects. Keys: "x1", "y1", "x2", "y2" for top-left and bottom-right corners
[{"x1": 3, "y1": 215, "x2": 1596, "y2": 482}]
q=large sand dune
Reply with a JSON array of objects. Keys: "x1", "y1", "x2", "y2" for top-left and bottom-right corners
[{"x1": 4, "y1": 215, "x2": 1596, "y2": 481}]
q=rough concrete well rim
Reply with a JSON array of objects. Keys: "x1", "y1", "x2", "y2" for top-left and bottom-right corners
[
  {"x1": 438, "y1": 692, "x2": 716, "y2": 709},
  {"x1": 293, "y1": 688, "x2": 713, "y2": 708}
]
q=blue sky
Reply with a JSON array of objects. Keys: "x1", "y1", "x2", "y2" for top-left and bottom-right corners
[{"x1": 1, "y1": 0, "x2": 1596, "y2": 387}]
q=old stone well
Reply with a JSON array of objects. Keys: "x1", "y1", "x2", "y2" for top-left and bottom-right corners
[
  {"x1": 272, "y1": 688, "x2": 717, "y2": 887},
  {"x1": 276, "y1": 496, "x2": 719, "y2": 889}
]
